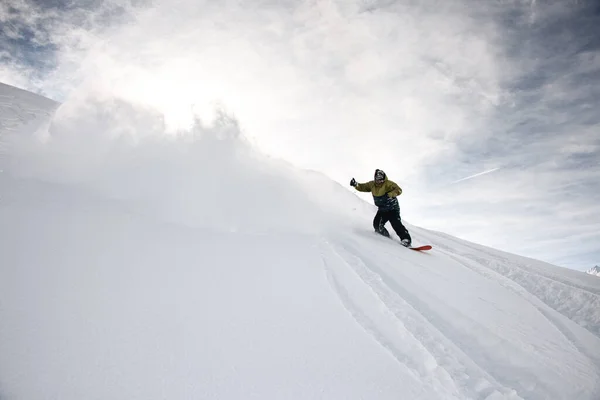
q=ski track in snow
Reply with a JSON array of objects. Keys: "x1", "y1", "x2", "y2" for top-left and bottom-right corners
[
  {"x1": 319, "y1": 240, "x2": 522, "y2": 400},
  {"x1": 320, "y1": 243, "x2": 464, "y2": 399},
  {"x1": 319, "y1": 231, "x2": 600, "y2": 400},
  {"x1": 419, "y1": 229, "x2": 600, "y2": 338},
  {"x1": 443, "y1": 249, "x2": 600, "y2": 366}
]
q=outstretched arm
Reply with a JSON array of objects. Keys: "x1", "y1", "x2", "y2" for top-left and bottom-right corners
[{"x1": 354, "y1": 181, "x2": 373, "y2": 192}]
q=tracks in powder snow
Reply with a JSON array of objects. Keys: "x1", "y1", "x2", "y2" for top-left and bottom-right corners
[
  {"x1": 440, "y1": 250, "x2": 600, "y2": 368},
  {"x1": 318, "y1": 239, "x2": 522, "y2": 400},
  {"x1": 419, "y1": 230, "x2": 600, "y2": 340}
]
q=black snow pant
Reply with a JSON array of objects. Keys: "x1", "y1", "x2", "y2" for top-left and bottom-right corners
[{"x1": 373, "y1": 209, "x2": 412, "y2": 243}]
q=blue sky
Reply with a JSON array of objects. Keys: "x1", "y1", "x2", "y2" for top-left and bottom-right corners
[{"x1": 1, "y1": 0, "x2": 599, "y2": 270}]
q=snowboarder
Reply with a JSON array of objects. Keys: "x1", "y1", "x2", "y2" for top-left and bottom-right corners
[{"x1": 350, "y1": 169, "x2": 412, "y2": 247}]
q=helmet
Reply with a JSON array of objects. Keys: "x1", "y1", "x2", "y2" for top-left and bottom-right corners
[{"x1": 374, "y1": 169, "x2": 386, "y2": 184}]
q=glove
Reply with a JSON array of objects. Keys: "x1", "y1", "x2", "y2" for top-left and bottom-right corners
[
  {"x1": 350, "y1": 178, "x2": 357, "y2": 187},
  {"x1": 387, "y1": 191, "x2": 395, "y2": 198}
]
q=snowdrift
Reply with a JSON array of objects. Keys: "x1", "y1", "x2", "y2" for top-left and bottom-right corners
[{"x1": 1, "y1": 84, "x2": 600, "y2": 400}]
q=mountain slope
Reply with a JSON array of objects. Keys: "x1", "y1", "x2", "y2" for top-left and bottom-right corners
[{"x1": 1, "y1": 84, "x2": 600, "y2": 400}]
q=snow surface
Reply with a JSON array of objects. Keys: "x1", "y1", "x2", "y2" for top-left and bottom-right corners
[{"x1": 1, "y1": 83, "x2": 600, "y2": 400}]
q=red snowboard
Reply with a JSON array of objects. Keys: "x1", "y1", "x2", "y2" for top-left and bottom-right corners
[{"x1": 409, "y1": 245, "x2": 432, "y2": 251}]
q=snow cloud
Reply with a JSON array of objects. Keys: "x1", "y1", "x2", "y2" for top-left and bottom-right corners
[{"x1": 1, "y1": 0, "x2": 599, "y2": 269}]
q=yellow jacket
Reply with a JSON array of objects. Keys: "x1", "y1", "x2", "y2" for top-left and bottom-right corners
[{"x1": 354, "y1": 177, "x2": 402, "y2": 210}]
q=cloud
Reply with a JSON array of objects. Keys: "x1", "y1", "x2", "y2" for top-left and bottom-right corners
[
  {"x1": 1, "y1": 0, "x2": 599, "y2": 270},
  {"x1": 4, "y1": 0, "x2": 506, "y2": 154}
]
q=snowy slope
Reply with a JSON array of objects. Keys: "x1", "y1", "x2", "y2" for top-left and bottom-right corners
[
  {"x1": 0, "y1": 83, "x2": 59, "y2": 138},
  {"x1": 1, "y1": 84, "x2": 600, "y2": 400}
]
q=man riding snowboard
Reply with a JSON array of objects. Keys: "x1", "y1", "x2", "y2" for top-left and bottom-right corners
[{"x1": 350, "y1": 169, "x2": 412, "y2": 247}]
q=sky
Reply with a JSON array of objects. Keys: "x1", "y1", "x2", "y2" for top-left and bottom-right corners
[{"x1": 0, "y1": 0, "x2": 599, "y2": 271}]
